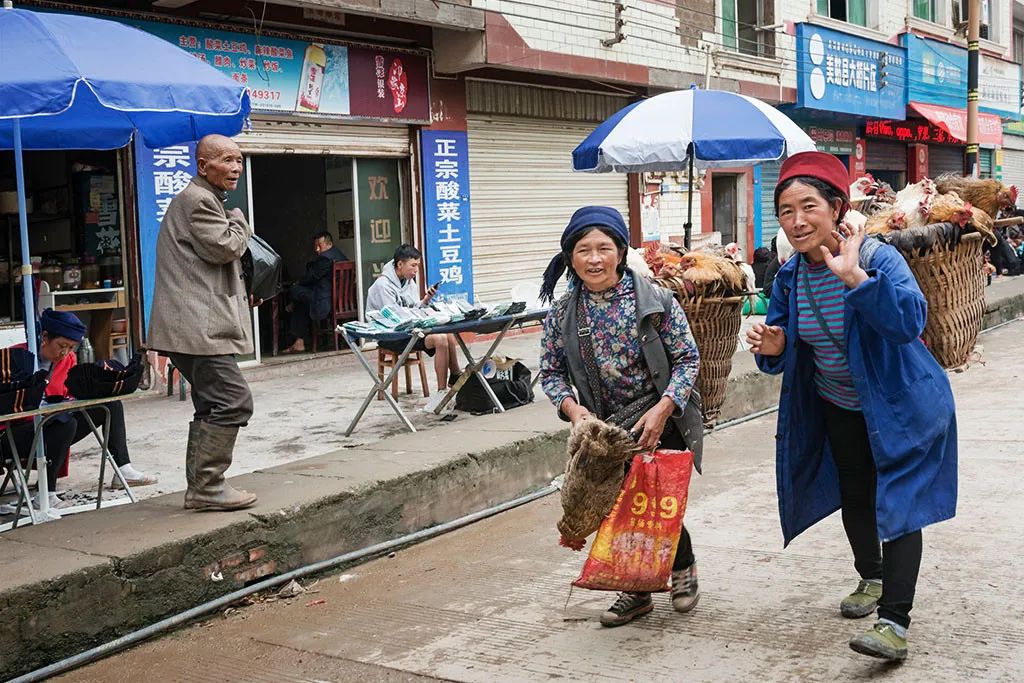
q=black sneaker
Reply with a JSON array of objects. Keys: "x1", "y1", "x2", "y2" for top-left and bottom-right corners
[
  {"x1": 599, "y1": 592, "x2": 653, "y2": 627},
  {"x1": 671, "y1": 562, "x2": 700, "y2": 613},
  {"x1": 448, "y1": 371, "x2": 463, "y2": 388}
]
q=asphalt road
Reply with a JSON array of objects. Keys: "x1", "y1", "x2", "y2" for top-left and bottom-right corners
[{"x1": 57, "y1": 321, "x2": 1024, "y2": 683}]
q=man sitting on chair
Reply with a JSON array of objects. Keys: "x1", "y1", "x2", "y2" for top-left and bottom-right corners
[
  {"x1": 365, "y1": 244, "x2": 461, "y2": 392},
  {"x1": 283, "y1": 231, "x2": 347, "y2": 354}
]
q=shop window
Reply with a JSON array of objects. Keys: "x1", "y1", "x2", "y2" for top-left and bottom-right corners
[
  {"x1": 722, "y1": 0, "x2": 776, "y2": 58},
  {"x1": 816, "y1": 0, "x2": 867, "y2": 27},
  {"x1": 1013, "y1": 28, "x2": 1023, "y2": 63},
  {"x1": 913, "y1": 0, "x2": 937, "y2": 23},
  {"x1": 953, "y1": 0, "x2": 992, "y2": 40}
]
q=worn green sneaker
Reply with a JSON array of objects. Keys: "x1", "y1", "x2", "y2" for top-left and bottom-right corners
[
  {"x1": 840, "y1": 580, "x2": 882, "y2": 618},
  {"x1": 849, "y1": 621, "x2": 908, "y2": 661}
]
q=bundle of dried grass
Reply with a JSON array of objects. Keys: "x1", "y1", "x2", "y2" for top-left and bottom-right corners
[{"x1": 557, "y1": 419, "x2": 641, "y2": 549}]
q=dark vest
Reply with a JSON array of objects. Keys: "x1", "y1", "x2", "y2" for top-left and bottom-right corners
[{"x1": 558, "y1": 269, "x2": 702, "y2": 472}]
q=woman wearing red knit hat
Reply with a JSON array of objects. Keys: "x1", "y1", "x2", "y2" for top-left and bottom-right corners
[{"x1": 746, "y1": 151, "x2": 957, "y2": 661}]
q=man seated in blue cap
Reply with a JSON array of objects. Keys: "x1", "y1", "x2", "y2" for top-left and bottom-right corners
[{"x1": 1, "y1": 310, "x2": 156, "y2": 515}]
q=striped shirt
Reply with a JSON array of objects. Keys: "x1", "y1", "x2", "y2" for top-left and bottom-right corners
[{"x1": 796, "y1": 261, "x2": 861, "y2": 411}]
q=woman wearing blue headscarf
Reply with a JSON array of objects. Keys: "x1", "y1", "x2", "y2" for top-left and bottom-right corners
[{"x1": 539, "y1": 206, "x2": 701, "y2": 627}]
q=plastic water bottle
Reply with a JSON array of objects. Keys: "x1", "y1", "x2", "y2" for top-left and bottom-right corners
[{"x1": 78, "y1": 338, "x2": 94, "y2": 365}]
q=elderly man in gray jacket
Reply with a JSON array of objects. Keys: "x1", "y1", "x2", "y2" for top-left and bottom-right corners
[{"x1": 148, "y1": 134, "x2": 257, "y2": 511}]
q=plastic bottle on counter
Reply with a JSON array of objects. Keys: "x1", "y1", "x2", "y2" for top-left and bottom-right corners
[{"x1": 77, "y1": 337, "x2": 94, "y2": 365}]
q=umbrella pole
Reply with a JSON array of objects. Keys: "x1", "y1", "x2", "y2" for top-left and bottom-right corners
[
  {"x1": 13, "y1": 118, "x2": 50, "y2": 519},
  {"x1": 684, "y1": 153, "x2": 695, "y2": 250}
]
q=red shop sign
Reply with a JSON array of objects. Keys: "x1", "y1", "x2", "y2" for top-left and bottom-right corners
[{"x1": 348, "y1": 47, "x2": 430, "y2": 122}]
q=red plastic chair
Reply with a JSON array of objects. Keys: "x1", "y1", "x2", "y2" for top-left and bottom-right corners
[{"x1": 313, "y1": 261, "x2": 358, "y2": 353}]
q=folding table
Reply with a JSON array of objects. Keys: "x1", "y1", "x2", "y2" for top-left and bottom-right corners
[
  {"x1": 341, "y1": 309, "x2": 549, "y2": 436},
  {"x1": 0, "y1": 396, "x2": 137, "y2": 528}
]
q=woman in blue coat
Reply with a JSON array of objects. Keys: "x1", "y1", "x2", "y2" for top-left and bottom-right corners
[{"x1": 746, "y1": 152, "x2": 957, "y2": 662}]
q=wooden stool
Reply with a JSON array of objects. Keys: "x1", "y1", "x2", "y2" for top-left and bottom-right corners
[{"x1": 377, "y1": 348, "x2": 429, "y2": 400}]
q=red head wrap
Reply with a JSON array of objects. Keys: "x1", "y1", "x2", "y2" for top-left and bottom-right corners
[{"x1": 776, "y1": 151, "x2": 851, "y2": 218}]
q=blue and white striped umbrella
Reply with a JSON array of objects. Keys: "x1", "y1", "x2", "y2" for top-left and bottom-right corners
[{"x1": 573, "y1": 87, "x2": 815, "y2": 173}]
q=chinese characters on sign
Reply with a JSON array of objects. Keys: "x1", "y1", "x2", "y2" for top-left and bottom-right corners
[
  {"x1": 123, "y1": 17, "x2": 428, "y2": 121},
  {"x1": 796, "y1": 23, "x2": 906, "y2": 120},
  {"x1": 421, "y1": 131, "x2": 474, "y2": 303},
  {"x1": 865, "y1": 120, "x2": 957, "y2": 144},
  {"x1": 356, "y1": 158, "x2": 403, "y2": 303},
  {"x1": 134, "y1": 141, "x2": 197, "y2": 327}
]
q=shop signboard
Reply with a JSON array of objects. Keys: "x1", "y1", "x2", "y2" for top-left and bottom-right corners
[
  {"x1": 134, "y1": 140, "x2": 197, "y2": 328},
  {"x1": 124, "y1": 17, "x2": 430, "y2": 122},
  {"x1": 902, "y1": 33, "x2": 967, "y2": 110},
  {"x1": 801, "y1": 123, "x2": 857, "y2": 155},
  {"x1": 356, "y1": 158, "x2": 404, "y2": 306},
  {"x1": 796, "y1": 23, "x2": 906, "y2": 119},
  {"x1": 420, "y1": 130, "x2": 475, "y2": 303},
  {"x1": 979, "y1": 54, "x2": 1022, "y2": 119}
]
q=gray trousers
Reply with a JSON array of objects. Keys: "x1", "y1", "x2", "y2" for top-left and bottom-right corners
[{"x1": 168, "y1": 353, "x2": 254, "y2": 428}]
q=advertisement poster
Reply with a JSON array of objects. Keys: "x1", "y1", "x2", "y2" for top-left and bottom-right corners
[
  {"x1": 420, "y1": 131, "x2": 474, "y2": 303},
  {"x1": 133, "y1": 140, "x2": 197, "y2": 328},
  {"x1": 124, "y1": 17, "x2": 429, "y2": 121},
  {"x1": 796, "y1": 23, "x2": 906, "y2": 119}
]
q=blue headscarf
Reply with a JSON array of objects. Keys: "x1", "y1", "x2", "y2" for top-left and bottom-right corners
[
  {"x1": 540, "y1": 206, "x2": 630, "y2": 303},
  {"x1": 39, "y1": 308, "x2": 87, "y2": 342}
]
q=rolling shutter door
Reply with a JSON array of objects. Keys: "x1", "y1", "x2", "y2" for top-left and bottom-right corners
[
  {"x1": 866, "y1": 141, "x2": 907, "y2": 171},
  {"x1": 467, "y1": 115, "x2": 629, "y2": 303},
  {"x1": 928, "y1": 145, "x2": 964, "y2": 177},
  {"x1": 1001, "y1": 147, "x2": 1024, "y2": 200},
  {"x1": 759, "y1": 162, "x2": 781, "y2": 248},
  {"x1": 237, "y1": 117, "x2": 410, "y2": 156},
  {"x1": 979, "y1": 148, "x2": 994, "y2": 178}
]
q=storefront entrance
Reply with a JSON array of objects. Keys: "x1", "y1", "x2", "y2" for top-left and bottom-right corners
[
  {"x1": 237, "y1": 152, "x2": 407, "y2": 358},
  {"x1": 0, "y1": 149, "x2": 132, "y2": 359}
]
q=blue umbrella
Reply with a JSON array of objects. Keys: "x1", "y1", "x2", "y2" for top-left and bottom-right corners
[
  {"x1": 0, "y1": 5, "x2": 250, "y2": 355},
  {"x1": 0, "y1": 3, "x2": 249, "y2": 517},
  {"x1": 573, "y1": 87, "x2": 815, "y2": 248}
]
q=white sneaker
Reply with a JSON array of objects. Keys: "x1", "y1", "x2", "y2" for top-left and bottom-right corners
[{"x1": 421, "y1": 389, "x2": 451, "y2": 414}]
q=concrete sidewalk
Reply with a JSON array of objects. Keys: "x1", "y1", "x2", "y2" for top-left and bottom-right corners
[{"x1": 1, "y1": 276, "x2": 1022, "y2": 678}]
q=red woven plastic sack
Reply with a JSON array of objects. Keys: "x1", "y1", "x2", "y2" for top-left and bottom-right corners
[{"x1": 573, "y1": 449, "x2": 694, "y2": 592}]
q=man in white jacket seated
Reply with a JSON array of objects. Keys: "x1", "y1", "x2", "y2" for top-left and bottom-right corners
[{"x1": 366, "y1": 244, "x2": 462, "y2": 392}]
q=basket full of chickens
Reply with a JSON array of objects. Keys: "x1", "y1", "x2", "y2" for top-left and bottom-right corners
[
  {"x1": 852, "y1": 174, "x2": 1014, "y2": 368},
  {"x1": 644, "y1": 245, "x2": 750, "y2": 426}
]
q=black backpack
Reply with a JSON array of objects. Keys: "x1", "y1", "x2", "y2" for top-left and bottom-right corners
[{"x1": 454, "y1": 362, "x2": 534, "y2": 413}]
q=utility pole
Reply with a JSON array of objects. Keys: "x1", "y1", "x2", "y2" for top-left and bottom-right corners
[{"x1": 966, "y1": 0, "x2": 980, "y2": 177}]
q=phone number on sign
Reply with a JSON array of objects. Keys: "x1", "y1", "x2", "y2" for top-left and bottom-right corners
[{"x1": 247, "y1": 88, "x2": 282, "y2": 102}]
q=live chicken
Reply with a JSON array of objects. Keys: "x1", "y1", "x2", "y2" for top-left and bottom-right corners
[{"x1": 934, "y1": 175, "x2": 1018, "y2": 219}]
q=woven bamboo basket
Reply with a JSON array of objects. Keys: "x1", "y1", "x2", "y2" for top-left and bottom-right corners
[
  {"x1": 654, "y1": 276, "x2": 743, "y2": 426},
  {"x1": 891, "y1": 230, "x2": 986, "y2": 369}
]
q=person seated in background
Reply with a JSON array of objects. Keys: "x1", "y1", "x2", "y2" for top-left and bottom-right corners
[
  {"x1": 365, "y1": 244, "x2": 461, "y2": 392},
  {"x1": 752, "y1": 247, "x2": 773, "y2": 289},
  {"x1": 0, "y1": 310, "x2": 156, "y2": 517},
  {"x1": 283, "y1": 231, "x2": 347, "y2": 354}
]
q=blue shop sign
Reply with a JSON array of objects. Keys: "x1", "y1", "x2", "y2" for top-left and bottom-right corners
[
  {"x1": 796, "y1": 23, "x2": 906, "y2": 119},
  {"x1": 133, "y1": 140, "x2": 197, "y2": 328},
  {"x1": 420, "y1": 130, "x2": 475, "y2": 303},
  {"x1": 902, "y1": 33, "x2": 967, "y2": 109}
]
